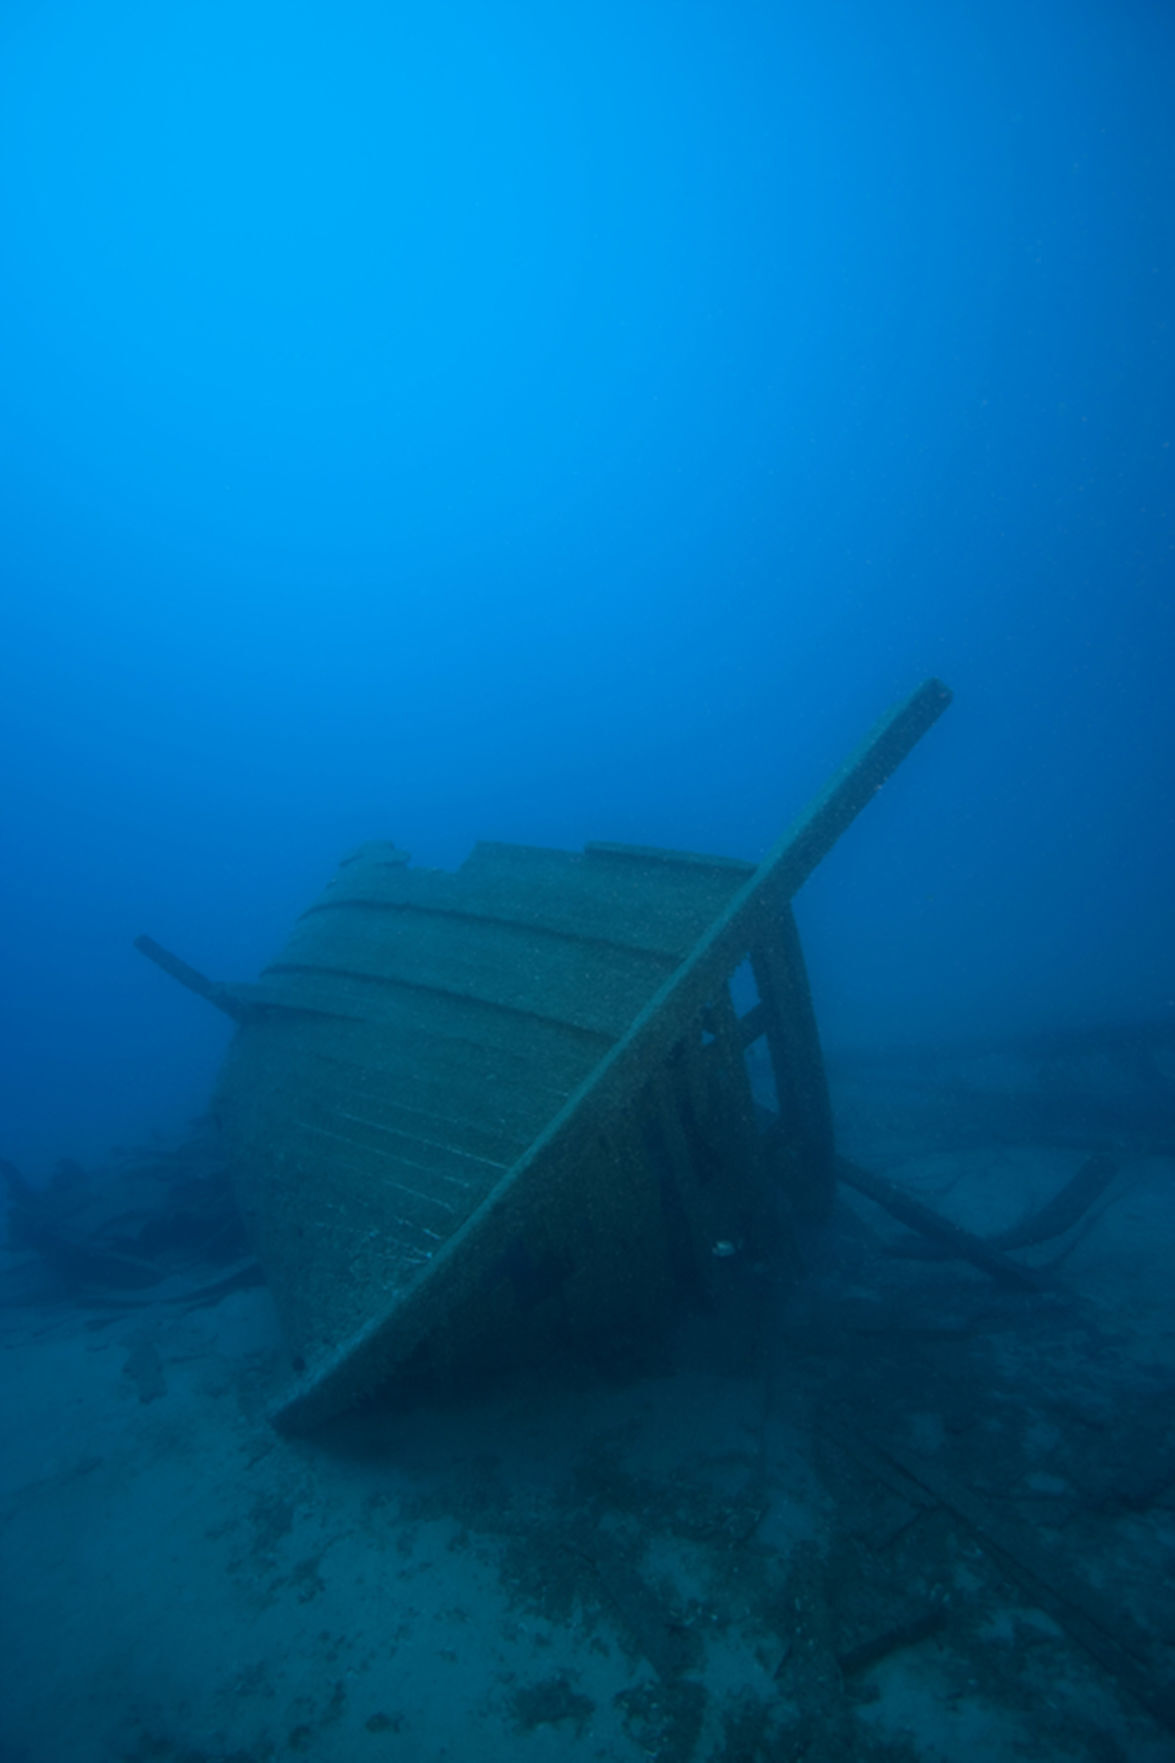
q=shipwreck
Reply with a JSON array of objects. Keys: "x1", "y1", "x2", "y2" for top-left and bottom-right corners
[{"x1": 136, "y1": 677, "x2": 952, "y2": 1429}]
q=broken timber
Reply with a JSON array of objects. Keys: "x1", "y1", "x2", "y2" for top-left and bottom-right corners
[
  {"x1": 835, "y1": 1157, "x2": 1045, "y2": 1290},
  {"x1": 136, "y1": 678, "x2": 952, "y2": 1429},
  {"x1": 820, "y1": 1411, "x2": 1175, "y2": 1736}
]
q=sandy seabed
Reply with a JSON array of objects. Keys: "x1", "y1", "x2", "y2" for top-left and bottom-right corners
[{"x1": 2, "y1": 1051, "x2": 1174, "y2": 1763}]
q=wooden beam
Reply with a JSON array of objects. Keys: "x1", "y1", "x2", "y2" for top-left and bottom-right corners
[
  {"x1": 133, "y1": 935, "x2": 247, "y2": 1022},
  {"x1": 751, "y1": 909, "x2": 836, "y2": 1220},
  {"x1": 836, "y1": 1156, "x2": 1042, "y2": 1290}
]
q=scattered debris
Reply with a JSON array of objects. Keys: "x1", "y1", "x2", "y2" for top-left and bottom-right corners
[
  {"x1": 0, "y1": 1121, "x2": 250, "y2": 1304},
  {"x1": 835, "y1": 1155, "x2": 1043, "y2": 1289}
]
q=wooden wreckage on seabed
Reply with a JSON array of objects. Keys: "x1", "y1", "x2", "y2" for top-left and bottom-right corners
[{"x1": 135, "y1": 678, "x2": 960, "y2": 1432}]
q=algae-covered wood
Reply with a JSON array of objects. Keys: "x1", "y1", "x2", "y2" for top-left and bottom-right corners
[
  {"x1": 209, "y1": 679, "x2": 951, "y2": 1428},
  {"x1": 214, "y1": 837, "x2": 760, "y2": 1419},
  {"x1": 132, "y1": 677, "x2": 952, "y2": 1429}
]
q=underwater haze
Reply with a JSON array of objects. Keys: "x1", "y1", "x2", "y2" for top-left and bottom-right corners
[{"x1": 1, "y1": 0, "x2": 1172, "y2": 1177}]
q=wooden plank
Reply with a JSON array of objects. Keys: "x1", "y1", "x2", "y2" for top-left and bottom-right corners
[
  {"x1": 836, "y1": 1156, "x2": 1043, "y2": 1290},
  {"x1": 674, "y1": 1027, "x2": 717, "y2": 1161},
  {"x1": 306, "y1": 1037, "x2": 581, "y2": 1129},
  {"x1": 269, "y1": 905, "x2": 677, "y2": 1040},
  {"x1": 858, "y1": 1425, "x2": 1175, "y2": 1736},
  {"x1": 704, "y1": 986, "x2": 764, "y2": 1187},
  {"x1": 645, "y1": 1071, "x2": 722, "y2": 1302},
  {"x1": 299, "y1": 1080, "x2": 531, "y2": 1170},
  {"x1": 583, "y1": 841, "x2": 756, "y2": 877},
  {"x1": 217, "y1": 1017, "x2": 580, "y2": 1163},
  {"x1": 893, "y1": 1151, "x2": 1121, "y2": 1261},
  {"x1": 133, "y1": 935, "x2": 247, "y2": 1021},
  {"x1": 309, "y1": 839, "x2": 749, "y2": 962},
  {"x1": 750, "y1": 908, "x2": 836, "y2": 1220},
  {"x1": 306, "y1": 894, "x2": 694, "y2": 964},
  {"x1": 292, "y1": 1110, "x2": 511, "y2": 1183},
  {"x1": 249, "y1": 964, "x2": 616, "y2": 1057}
]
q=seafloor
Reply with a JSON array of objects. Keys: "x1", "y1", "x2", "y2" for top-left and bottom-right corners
[{"x1": 2, "y1": 1032, "x2": 1173, "y2": 1763}]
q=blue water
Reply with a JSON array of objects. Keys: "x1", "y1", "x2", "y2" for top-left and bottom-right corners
[{"x1": 1, "y1": 0, "x2": 1172, "y2": 1178}]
